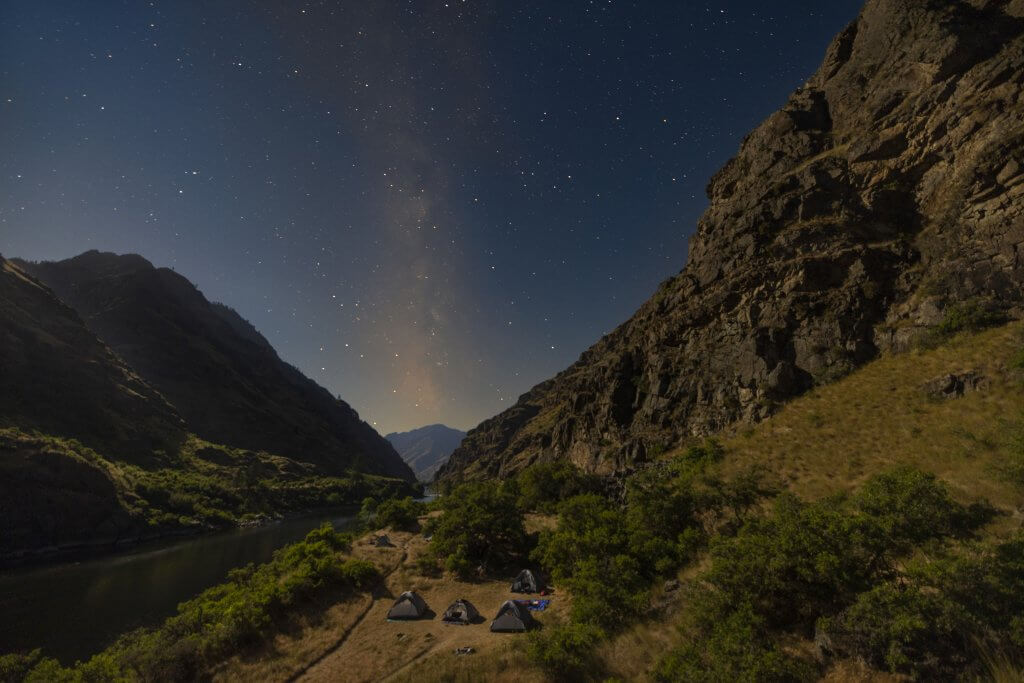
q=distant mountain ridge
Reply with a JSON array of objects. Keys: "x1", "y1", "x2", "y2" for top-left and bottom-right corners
[
  {"x1": 385, "y1": 424, "x2": 466, "y2": 481},
  {"x1": 440, "y1": 0, "x2": 1024, "y2": 481},
  {"x1": 16, "y1": 250, "x2": 413, "y2": 482}
]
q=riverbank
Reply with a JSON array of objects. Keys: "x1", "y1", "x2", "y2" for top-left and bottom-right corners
[
  {"x1": 0, "y1": 504, "x2": 364, "y2": 570},
  {"x1": 0, "y1": 510, "x2": 363, "y2": 664}
]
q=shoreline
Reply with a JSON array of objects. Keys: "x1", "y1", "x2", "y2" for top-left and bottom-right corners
[{"x1": 0, "y1": 504, "x2": 362, "y2": 571}]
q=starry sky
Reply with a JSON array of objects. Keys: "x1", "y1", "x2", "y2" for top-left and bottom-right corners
[{"x1": 0, "y1": 1, "x2": 863, "y2": 435}]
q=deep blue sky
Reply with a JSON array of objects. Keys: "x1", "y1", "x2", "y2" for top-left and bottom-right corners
[{"x1": 0, "y1": 1, "x2": 862, "y2": 434}]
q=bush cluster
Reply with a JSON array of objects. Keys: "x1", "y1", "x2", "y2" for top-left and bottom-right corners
[
  {"x1": 531, "y1": 441, "x2": 767, "y2": 633},
  {"x1": 423, "y1": 481, "x2": 528, "y2": 578},
  {"x1": 655, "y1": 467, "x2": 1008, "y2": 681},
  {"x1": 512, "y1": 460, "x2": 603, "y2": 513},
  {"x1": 359, "y1": 495, "x2": 425, "y2": 531},
  {"x1": 923, "y1": 300, "x2": 1005, "y2": 348}
]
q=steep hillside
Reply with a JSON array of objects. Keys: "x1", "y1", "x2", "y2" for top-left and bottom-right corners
[
  {"x1": 441, "y1": 0, "x2": 1024, "y2": 481},
  {"x1": 385, "y1": 424, "x2": 466, "y2": 481},
  {"x1": 0, "y1": 255, "x2": 415, "y2": 557},
  {"x1": 17, "y1": 251, "x2": 413, "y2": 482},
  {"x1": 0, "y1": 255, "x2": 184, "y2": 462}
]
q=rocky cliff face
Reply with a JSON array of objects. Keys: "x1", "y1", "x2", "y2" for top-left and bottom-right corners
[
  {"x1": 18, "y1": 251, "x2": 415, "y2": 482},
  {"x1": 440, "y1": 0, "x2": 1024, "y2": 481}
]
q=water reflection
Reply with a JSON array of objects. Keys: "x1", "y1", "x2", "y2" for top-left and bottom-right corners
[{"x1": 0, "y1": 511, "x2": 359, "y2": 664}]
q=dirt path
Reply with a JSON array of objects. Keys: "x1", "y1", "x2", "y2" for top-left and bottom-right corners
[
  {"x1": 287, "y1": 547, "x2": 408, "y2": 683},
  {"x1": 378, "y1": 643, "x2": 435, "y2": 681}
]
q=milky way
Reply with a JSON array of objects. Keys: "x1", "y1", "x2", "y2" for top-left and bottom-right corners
[{"x1": 0, "y1": 1, "x2": 862, "y2": 433}]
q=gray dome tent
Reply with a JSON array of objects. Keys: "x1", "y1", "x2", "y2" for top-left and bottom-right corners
[
  {"x1": 387, "y1": 591, "x2": 429, "y2": 620},
  {"x1": 490, "y1": 600, "x2": 535, "y2": 632},
  {"x1": 441, "y1": 598, "x2": 480, "y2": 625},
  {"x1": 510, "y1": 568, "x2": 546, "y2": 594}
]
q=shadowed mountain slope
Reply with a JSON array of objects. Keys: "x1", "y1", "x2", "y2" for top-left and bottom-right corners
[
  {"x1": 0, "y1": 254, "x2": 184, "y2": 462},
  {"x1": 17, "y1": 251, "x2": 414, "y2": 482}
]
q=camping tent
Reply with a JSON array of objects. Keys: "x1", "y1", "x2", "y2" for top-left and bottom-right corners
[
  {"x1": 510, "y1": 568, "x2": 546, "y2": 594},
  {"x1": 490, "y1": 600, "x2": 535, "y2": 632},
  {"x1": 372, "y1": 534, "x2": 393, "y2": 547},
  {"x1": 441, "y1": 599, "x2": 480, "y2": 625},
  {"x1": 387, "y1": 591, "x2": 429, "y2": 620}
]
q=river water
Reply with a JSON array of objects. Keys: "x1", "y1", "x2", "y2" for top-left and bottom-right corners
[{"x1": 0, "y1": 511, "x2": 360, "y2": 664}]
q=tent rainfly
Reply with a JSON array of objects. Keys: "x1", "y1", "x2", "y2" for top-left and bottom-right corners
[
  {"x1": 441, "y1": 598, "x2": 481, "y2": 625},
  {"x1": 490, "y1": 600, "x2": 536, "y2": 632},
  {"x1": 387, "y1": 591, "x2": 429, "y2": 620},
  {"x1": 510, "y1": 568, "x2": 546, "y2": 594}
]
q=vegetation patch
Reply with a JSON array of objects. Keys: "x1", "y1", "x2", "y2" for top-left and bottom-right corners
[
  {"x1": 654, "y1": 468, "x2": 1010, "y2": 681},
  {"x1": 359, "y1": 495, "x2": 426, "y2": 531},
  {"x1": 922, "y1": 299, "x2": 1006, "y2": 349},
  {"x1": 422, "y1": 481, "x2": 528, "y2": 578}
]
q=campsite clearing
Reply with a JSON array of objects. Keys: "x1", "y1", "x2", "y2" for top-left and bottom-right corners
[{"x1": 211, "y1": 520, "x2": 569, "y2": 683}]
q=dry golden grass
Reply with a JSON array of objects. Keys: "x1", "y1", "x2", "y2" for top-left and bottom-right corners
[{"x1": 716, "y1": 321, "x2": 1024, "y2": 515}]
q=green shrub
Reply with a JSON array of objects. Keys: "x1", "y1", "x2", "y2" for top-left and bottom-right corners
[
  {"x1": 527, "y1": 622, "x2": 606, "y2": 681},
  {"x1": 565, "y1": 556, "x2": 649, "y2": 629},
  {"x1": 818, "y1": 581, "x2": 968, "y2": 678},
  {"x1": 532, "y1": 494, "x2": 630, "y2": 582},
  {"x1": 819, "y1": 533, "x2": 1024, "y2": 678},
  {"x1": 0, "y1": 651, "x2": 46, "y2": 683},
  {"x1": 923, "y1": 300, "x2": 1005, "y2": 347},
  {"x1": 703, "y1": 468, "x2": 980, "y2": 633},
  {"x1": 654, "y1": 603, "x2": 815, "y2": 683},
  {"x1": 515, "y1": 461, "x2": 602, "y2": 513},
  {"x1": 425, "y1": 481, "x2": 528, "y2": 578},
  {"x1": 361, "y1": 496, "x2": 424, "y2": 531}
]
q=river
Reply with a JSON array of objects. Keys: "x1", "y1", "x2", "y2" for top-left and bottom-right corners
[{"x1": 0, "y1": 510, "x2": 361, "y2": 664}]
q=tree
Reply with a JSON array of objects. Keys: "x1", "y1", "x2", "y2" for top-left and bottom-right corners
[{"x1": 426, "y1": 482, "x2": 527, "y2": 578}]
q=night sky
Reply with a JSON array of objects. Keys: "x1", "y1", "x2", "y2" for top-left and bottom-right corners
[{"x1": 1, "y1": 1, "x2": 862, "y2": 434}]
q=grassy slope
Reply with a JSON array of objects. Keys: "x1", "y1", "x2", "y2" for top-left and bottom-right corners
[
  {"x1": 411, "y1": 322, "x2": 1024, "y2": 682},
  {"x1": 716, "y1": 321, "x2": 1023, "y2": 513}
]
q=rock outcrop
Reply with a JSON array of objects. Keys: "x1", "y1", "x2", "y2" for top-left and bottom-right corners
[{"x1": 440, "y1": 0, "x2": 1024, "y2": 481}]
